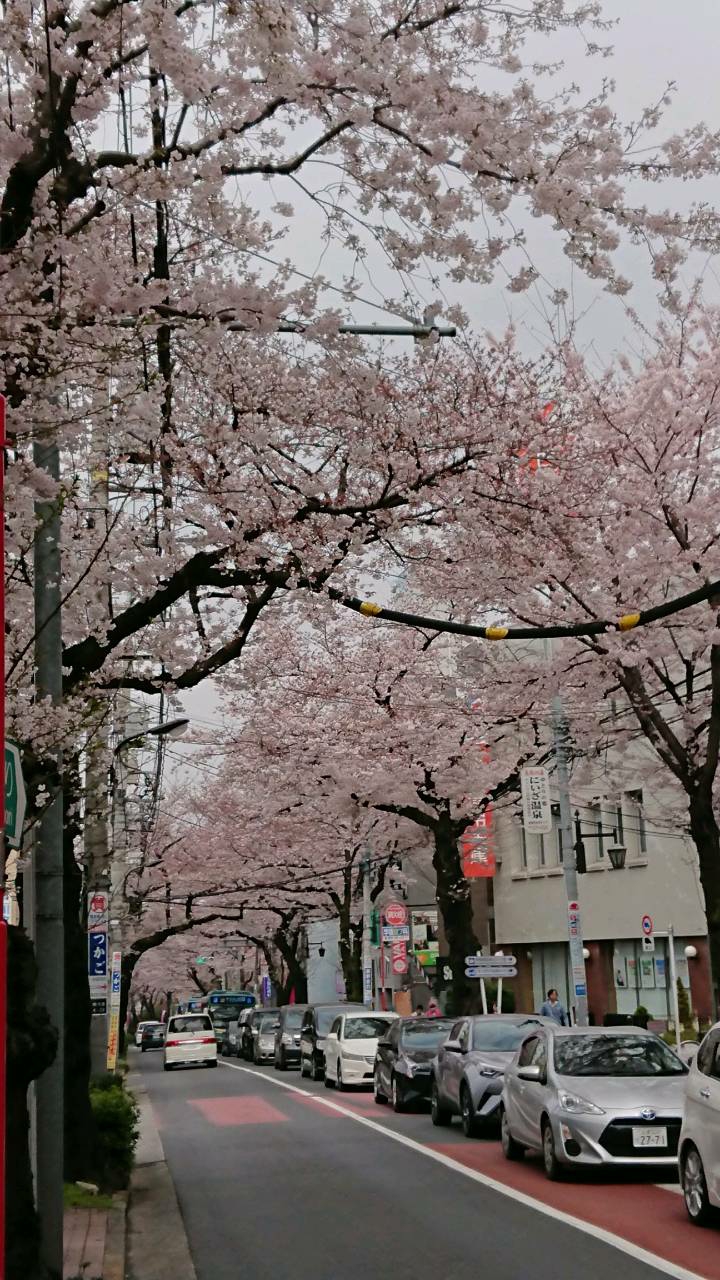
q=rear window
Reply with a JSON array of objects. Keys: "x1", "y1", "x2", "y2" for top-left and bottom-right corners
[{"x1": 169, "y1": 1015, "x2": 213, "y2": 1033}]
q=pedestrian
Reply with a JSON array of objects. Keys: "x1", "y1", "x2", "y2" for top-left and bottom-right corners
[
  {"x1": 539, "y1": 988, "x2": 568, "y2": 1026},
  {"x1": 414, "y1": 1003, "x2": 425, "y2": 1017},
  {"x1": 425, "y1": 998, "x2": 442, "y2": 1018}
]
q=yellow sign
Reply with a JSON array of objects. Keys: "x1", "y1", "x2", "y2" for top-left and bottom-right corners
[{"x1": 106, "y1": 1010, "x2": 120, "y2": 1071}]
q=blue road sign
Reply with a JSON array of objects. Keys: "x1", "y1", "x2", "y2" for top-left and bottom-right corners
[{"x1": 88, "y1": 931, "x2": 108, "y2": 977}]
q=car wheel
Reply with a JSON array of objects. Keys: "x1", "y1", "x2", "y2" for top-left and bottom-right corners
[
  {"x1": 682, "y1": 1146, "x2": 713, "y2": 1226},
  {"x1": 253, "y1": 1044, "x2": 261, "y2": 1065},
  {"x1": 431, "y1": 1082, "x2": 452, "y2": 1127},
  {"x1": 542, "y1": 1119, "x2": 563, "y2": 1180},
  {"x1": 460, "y1": 1085, "x2": 479, "y2": 1138},
  {"x1": 337, "y1": 1062, "x2": 347, "y2": 1092},
  {"x1": 374, "y1": 1071, "x2": 387, "y2": 1105},
  {"x1": 163, "y1": 1062, "x2": 173, "y2": 1072},
  {"x1": 324, "y1": 1068, "x2": 335, "y2": 1089},
  {"x1": 141, "y1": 1046, "x2": 146, "y2": 1053},
  {"x1": 391, "y1": 1075, "x2": 408, "y2": 1114},
  {"x1": 311, "y1": 1059, "x2": 324, "y2": 1083},
  {"x1": 208, "y1": 1060, "x2": 218, "y2": 1068},
  {"x1": 500, "y1": 1107, "x2": 525, "y2": 1160},
  {"x1": 276, "y1": 1048, "x2": 287, "y2": 1071}
]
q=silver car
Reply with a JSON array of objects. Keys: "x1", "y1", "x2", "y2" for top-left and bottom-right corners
[
  {"x1": 431, "y1": 1015, "x2": 551, "y2": 1137},
  {"x1": 502, "y1": 1024, "x2": 688, "y2": 1179}
]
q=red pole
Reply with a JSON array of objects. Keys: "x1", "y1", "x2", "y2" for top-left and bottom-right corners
[{"x1": 0, "y1": 391, "x2": 7, "y2": 1280}]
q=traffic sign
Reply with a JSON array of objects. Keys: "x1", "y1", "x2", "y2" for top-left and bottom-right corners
[
  {"x1": 466, "y1": 965, "x2": 518, "y2": 979},
  {"x1": 5, "y1": 740, "x2": 27, "y2": 848},
  {"x1": 382, "y1": 924, "x2": 410, "y2": 942},
  {"x1": 464, "y1": 954, "x2": 516, "y2": 968},
  {"x1": 384, "y1": 901, "x2": 408, "y2": 927},
  {"x1": 641, "y1": 914, "x2": 654, "y2": 937},
  {"x1": 464, "y1": 956, "x2": 517, "y2": 978},
  {"x1": 642, "y1": 935, "x2": 655, "y2": 953}
]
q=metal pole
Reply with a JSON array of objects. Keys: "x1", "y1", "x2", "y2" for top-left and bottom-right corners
[
  {"x1": 480, "y1": 978, "x2": 488, "y2": 1016},
  {"x1": 551, "y1": 692, "x2": 589, "y2": 1027},
  {"x1": 33, "y1": 422, "x2": 64, "y2": 1276},
  {"x1": 667, "y1": 925, "x2": 682, "y2": 1052}
]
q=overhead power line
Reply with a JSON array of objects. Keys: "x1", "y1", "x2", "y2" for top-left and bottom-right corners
[{"x1": 328, "y1": 579, "x2": 720, "y2": 642}]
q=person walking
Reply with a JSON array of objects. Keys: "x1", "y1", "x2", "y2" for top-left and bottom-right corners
[
  {"x1": 539, "y1": 988, "x2": 568, "y2": 1026},
  {"x1": 425, "y1": 998, "x2": 443, "y2": 1018}
]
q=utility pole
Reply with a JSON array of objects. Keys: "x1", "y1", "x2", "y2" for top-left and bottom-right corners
[
  {"x1": 33, "y1": 422, "x2": 65, "y2": 1277},
  {"x1": 551, "y1": 694, "x2": 589, "y2": 1027}
]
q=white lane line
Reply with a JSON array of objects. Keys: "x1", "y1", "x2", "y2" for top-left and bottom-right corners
[{"x1": 219, "y1": 1061, "x2": 705, "y2": 1280}]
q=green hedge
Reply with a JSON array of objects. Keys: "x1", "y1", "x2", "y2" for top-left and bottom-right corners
[{"x1": 89, "y1": 1076, "x2": 139, "y2": 1191}]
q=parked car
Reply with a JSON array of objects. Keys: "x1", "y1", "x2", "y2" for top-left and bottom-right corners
[
  {"x1": 375, "y1": 1017, "x2": 456, "y2": 1111},
  {"x1": 223, "y1": 1019, "x2": 241, "y2": 1058},
  {"x1": 431, "y1": 1015, "x2": 550, "y2": 1135},
  {"x1": 679, "y1": 1020, "x2": 720, "y2": 1226},
  {"x1": 252, "y1": 1012, "x2": 282, "y2": 1063},
  {"x1": 140, "y1": 1022, "x2": 165, "y2": 1052},
  {"x1": 234, "y1": 1007, "x2": 256, "y2": 1058},
  {"x1": 274, "y1": 1005, "x2": 309, "y2": 1070},
  {"x1": 163, "y1": 1013, "x2": 218, "y2": 1071},
  {"x1": 323, "y1": 1012, "x2": 398, "y2": 1090},
  {"x1": 299, "y1": 1003, "x2": 366, "y2": 1080},
  {"x1": 501, "y1": 1024, "x2": 687, "y2": 1179},
  {"x1": 135, "y1": 1020, "x2": 161, "y2": 1048},
  {"x1": 242, "y1": 1008, "x2": 280, "y2": 1061}
]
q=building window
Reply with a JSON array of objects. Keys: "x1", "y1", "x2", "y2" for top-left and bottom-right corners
[
  {"x1": 626, "y1": 789, "x2": 647, "y2": 855},
  {"x1": 615, "y1": 804, "x2": 624, "y2": 845},
  {"x1": 538, "y1": 832, "x2": 546, "y2": 867},
  {"x1": 520, "y1": 826, "x2": 528, "y2": 870},
  {"x1": 589, "y1": 801, "x2": 605, "y2": 859}
]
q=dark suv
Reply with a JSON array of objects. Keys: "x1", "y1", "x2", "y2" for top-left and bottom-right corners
[
  {"x1": 274, "y1": 1005, "x2": 309, "y2": 1070},
  {"x1": 299, "y1": 1004, "x2": 366, "y2": 1080}
]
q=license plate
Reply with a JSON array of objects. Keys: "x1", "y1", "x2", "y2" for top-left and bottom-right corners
[{"x1": 632, "y1": 1126, "x2": 667, "y2": 1148}]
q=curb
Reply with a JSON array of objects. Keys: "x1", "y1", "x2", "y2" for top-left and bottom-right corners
[
  {"x1": 125, "y1": 1073, "x2": 197, "y2": 1280},
  {"x1": 102, "y1": 1192, "x2": 128, "y2": 1280}
]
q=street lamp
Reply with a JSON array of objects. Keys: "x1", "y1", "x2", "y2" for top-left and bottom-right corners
[
  {"x1": 607, "y1": 844, "x2": 628, "y2": 871},
  {"x1": 113, "y1": 716, "x2": 189, "y2": 755},
  {"x1": 573, "y1": 810, "x2": 626, "y2": 873}
]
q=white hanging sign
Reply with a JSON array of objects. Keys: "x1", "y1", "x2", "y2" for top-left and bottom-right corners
[{"x1": 520, "y1": 766, "x2": 553, "y2": 834}]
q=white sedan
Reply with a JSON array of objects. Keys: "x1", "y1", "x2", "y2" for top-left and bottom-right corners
[
  {"x1": 324, "y1": 1012, "x2": 398, "y2": 1090},
  {"x1": 164, "y1": 1013, "x2": 218, "y2": 1070},
  {"x1": 135, "y1": 1020, "x2": 161, "y2": 1048}
]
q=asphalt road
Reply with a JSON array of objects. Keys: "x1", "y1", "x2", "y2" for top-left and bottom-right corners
[{"x1": 135, "y1": 1050, "x2": 712, "y2": 1280}]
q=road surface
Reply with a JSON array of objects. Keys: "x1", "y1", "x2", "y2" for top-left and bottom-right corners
[{"x1": 136, "y1": 1052, "x2": 719, "y2": 1280}]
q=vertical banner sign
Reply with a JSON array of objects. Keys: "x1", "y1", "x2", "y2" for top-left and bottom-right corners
[
  {"x1": 87, "y1": 890, "x2": 109, "y2": 1016},
  {"x1": 520, "y1": 767, "x2": 553, "y2": 834},
  {"x1": 383, "y1": 902, "x2": 408, "y2": 977},
  {"x1": 567, "y1": 901, "x2": 587, "y2": 1001},
  {"x1": 460, "y1": 807, "x2": 496, "y2": 878},
  {"x1": 106, "y1": 950, "x2": 122, "y2": 1071}
]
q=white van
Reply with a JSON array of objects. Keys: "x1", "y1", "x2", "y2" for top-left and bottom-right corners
[{"x1": 163, "y1": 1013, "x2": 218, "y2": 1071}]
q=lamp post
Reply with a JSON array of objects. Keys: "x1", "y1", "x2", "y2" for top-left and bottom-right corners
[{"x1": 573, "y1": 811, "x2": 626, "y2": 874}]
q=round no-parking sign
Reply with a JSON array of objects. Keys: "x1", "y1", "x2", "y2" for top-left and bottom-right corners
[{"x1": 641, "y1": 914, "x2": 653, "y2": 937}]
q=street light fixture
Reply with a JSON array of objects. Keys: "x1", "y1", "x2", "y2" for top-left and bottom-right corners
[
  {"x1": 607, "y1": 844, "x2": 628, "y2": 871},
  {"x1": 113, "y1": 716, "x2": 190, "y2": 755},
  {"x1": 573, "y1": 810, "x2": 625, "y2": 873}
]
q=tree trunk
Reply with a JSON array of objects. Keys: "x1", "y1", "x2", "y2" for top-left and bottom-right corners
[
  {"x1": 6, "y1": 927, "x2": 57, "y2": 1280},
  {"x1": 336, "y1": 896, "x2": 363, "y2": 1002},
  {"x1": 433, "y1": 815, "x2": 480, "y2": 1016},
  {"x1": 63, "y1": 782, "x2": 99, "y2": 1181},
  {"x1": 688, "y1": 786, "x2": 720, "y2": 1015}
]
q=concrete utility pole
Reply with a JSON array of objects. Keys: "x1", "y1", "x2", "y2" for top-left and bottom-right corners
[
  {"x1": 33, "y1": 424, "x2": 65, "y2": 1277},
  {"x1": 361, "y1": 849, "x2": 374, "y2": 1009},
  {"x1": 551, "y1": 694, "x2": 589, "y2": 1027}
]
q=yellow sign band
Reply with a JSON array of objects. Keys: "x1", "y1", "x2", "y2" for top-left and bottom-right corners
[
  {"x1": 359, "y1": 601, "x2": 382, "y2": 617},
  {"x1": 617, "y1": 613, "x2": 641, "y2": 631},
  {"x1": 485, "y1": 626, "x2": 509, "y2": 640}
]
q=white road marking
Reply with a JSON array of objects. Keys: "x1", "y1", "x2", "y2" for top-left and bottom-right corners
[{"x1": 219, "y1": 1060, "x2": 704, "y2": 1280}]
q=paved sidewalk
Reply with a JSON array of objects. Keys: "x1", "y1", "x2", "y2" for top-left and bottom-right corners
[
  {"x1": 63, "y1": 1194, "x2": 126, "y2": 1280},
  {"x1": 126, "y1": 1070, "x2": 197, "y2": 1280}
]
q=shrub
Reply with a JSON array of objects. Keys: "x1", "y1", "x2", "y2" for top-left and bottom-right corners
[
  {"x1": 89, "y1": 1079, "x2": 139, "y2": 1191},
  {"x1": 633, "y1": 1006, "x2": 650, "y2": 1029}
]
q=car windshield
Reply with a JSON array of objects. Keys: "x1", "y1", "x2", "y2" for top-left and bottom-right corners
[
  {"x1": 471, "y1": 1019, "x2": 541, "y2": 1052},
  {"x1": 284, "y1": 1010, "x2": 304, "y2": 1030},
  {"x1": 317, "y1": 1008, "x2": 346, "y2": 1033},
  {"x1": 554, "y1": 1034, "x2": 687, "y2": 1077},
  {"x1": 400, "y1": 1020, "x2": 455, "y2": 1050},
  {"x1": 260, "y1": 1016, "x2": 280, "y2": 1033},
  {"x1": 169, "y1": 1016, "x2": 212, "y2": 1033},
  {"x1": 344, "y1": 1017, "x2": 394, "y2": 1039}
]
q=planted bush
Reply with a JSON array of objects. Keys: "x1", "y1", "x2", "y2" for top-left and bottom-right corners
[{"x1": 89, "y1": 1076, "x2": 139, "y2": 1191}]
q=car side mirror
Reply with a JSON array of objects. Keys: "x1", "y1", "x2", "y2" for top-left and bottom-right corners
[
  {"x1": 517, "y1": 1064, "x2": 543, "y2": 1082},
  {"x1": 444, "y1": 1040, "x2": 463, "y2": 1054}
]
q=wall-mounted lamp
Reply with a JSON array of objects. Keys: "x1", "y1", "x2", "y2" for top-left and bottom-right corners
[
  {"x1": 582, "y1": 947, "x2": 591, "y2": 960},
  {"x1": 684, "y1": 945, "x2": 698, "y2": 960}
]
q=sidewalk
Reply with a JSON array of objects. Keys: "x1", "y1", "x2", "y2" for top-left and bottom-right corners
[
  {"x1": 125, "y1": 1071, "x2": 197, "y2": 1280},
  {"x1": 63, "y1": 1193, "x2": 126, "y2": 1280}
]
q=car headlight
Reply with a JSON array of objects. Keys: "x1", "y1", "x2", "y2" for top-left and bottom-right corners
[
  {"x1": 558, "y1": 1091, "x2": 605, "y2": 1116},
  {"x1": 343, "y1": 1051, "x2": 367, "y2": 1063}
]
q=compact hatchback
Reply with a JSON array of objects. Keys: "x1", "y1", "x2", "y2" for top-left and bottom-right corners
[
  {"x1": 163, "y1": 1013, "x2": 218, "y2": 1071},
  {"x1": 274, "y1": 1006, "x2": 309, "y2": 1070},
  {"x1": 502, "y1": 1025, "x2": 687, "y2": 1179},
  {"x1": 140, "y1": 1023, "x2": 165, "y2": 1052},
  {"x1": 375, "y1": 1017, "x2": 456, "y2": 1111},
  {"x1": 431, "y1": 1015, "x2": 550, "y2": 1136},
  {"x1": 679, "y1": 1020, "x2": 720, "y2": 1225}
]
